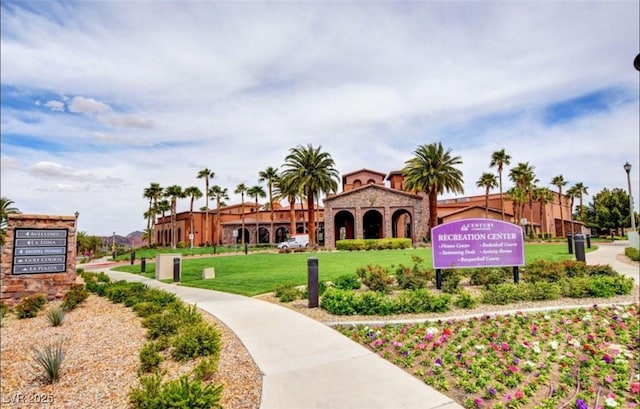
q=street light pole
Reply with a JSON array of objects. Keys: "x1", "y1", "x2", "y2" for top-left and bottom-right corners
[{"x1": 624, "y1": 162, "x2": 636, "y2": 232}]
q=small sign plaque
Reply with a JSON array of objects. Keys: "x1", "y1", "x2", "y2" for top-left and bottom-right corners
[{"x1": 12, "y1": 228, "x2": 68, "y2": 275}]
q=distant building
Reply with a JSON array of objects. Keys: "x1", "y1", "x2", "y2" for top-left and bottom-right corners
[{"x1": 153, "y1": 168, "x2": 580, "y2": 248}]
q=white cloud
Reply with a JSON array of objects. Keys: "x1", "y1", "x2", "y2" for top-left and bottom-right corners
[
  {"x1": 29, "y1": 161, "x2": 96, "y2": 182},
  {"x1": 98, "y1": 114, "x2": 153, "y2": 129},
  {"x1": 44, "y1": 100, "x2": 64, "y2": 111},
  {"x1": 68, "y1": 96, "x2": 110, "y2": 114}
]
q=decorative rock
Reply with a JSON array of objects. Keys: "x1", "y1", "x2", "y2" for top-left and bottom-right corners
[{"x1": 202, "y1": 267, "x2": 215, "y2": 279}]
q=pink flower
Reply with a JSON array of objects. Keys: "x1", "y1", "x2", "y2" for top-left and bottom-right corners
[
  {"x1": 474, "y1": 398, "x2": 483, "y2": 407},
  {"x1": 605, "y1": 376, "x2": 613, "y2": 384},
  {"x1": 630, "y1": 382, "x2": 640, "y2": 393},
  {"x1": 515, "y1": 390, "x2": 524, "y2": 400},
  {"x1": 501, "y1": 342, "x2": 510, "y2": 351}
]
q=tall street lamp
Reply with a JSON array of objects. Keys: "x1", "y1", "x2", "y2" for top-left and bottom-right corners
[
  {"x1": 624, "y1": 162, "x2": 636, "y2": 232},
  {"x1": 75, "y1": 211, "x2": 80, "y2": 256}
]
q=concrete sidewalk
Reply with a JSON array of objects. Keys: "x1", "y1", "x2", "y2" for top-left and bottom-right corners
[
  {"x1": 95, "y1": 268, "x2": 462, "y2": 409},
  {"x1": 585, "y1": 240, "x2": 639, "y2": 284},
  {"x1": 84, "y1": 242, "x2": 637, "y2": 409}
]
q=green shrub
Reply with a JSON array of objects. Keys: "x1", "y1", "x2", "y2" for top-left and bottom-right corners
[
  {"x1": 560, "y1": 277, "x2": 592, "y2": 298},
  {"x1": 142, "y1": 312, "x2": 183, "y2": 340},
  {"x1": 158, "y1": 375, "x2": 223, "y2": 409},
  {"x1": 521, "y1": 282, "x2": 562, "y2": 301},
  {"x1": 453, "y1": 290, "x2": 478, "y2": 309},
  {"x1": 0, "y1": 300, "x2": 9, "y2": 317},
  {"x1": 129, "y1": 371, "x2": 164, "y2": 409},
  {"x1": 141, "y1": 288, "x2": 178, "y2": 307},
  {"x1": 522, "y1": 260, "x2": 565, "y2": 282},
  {"x1": 302, "y1": 281, "x2": 328, "y2": 299},
  {"x1": 15, "y1": 294, "x2": 47, "y2": 319},
  {"x1": 561, "y1": 260, "x2": 589, "y2": 278},
  {"x1": 61, "y1": 284, "x2": 89, "y2": 310},
  {"x1": 585, "y1": 264, "x2": 617, "y2": 277},
  {"x1": 192, "y1": 355, "x2": 220, "y2": 381},
  {"x1": 105, "y1": 281, "x2": 148, "y2": 306},
  {"x1": 469, "y1": 267, "x2": 511, "y2": 288},
  {"x1": 356, "y1": 264, "x2": 394, "y2": 293},
  {"x1": 625, "y1": 246, "x2": 640, "y2": 261},
  {"x1": 481, "y1": 284, "x2": 526, "y2": 305},
  {"x1": 320, "y1": 288, "x2": 358, "y2": 315},
  {"x1": 139, "y1": 342, "x2": 163, "y2": 373},
  {"x1": 587, "y1": 275, "x2": 634, "y2": 297},
  {"x1": 171, "y1": 322, "x2": 222, "y2": 361},
  {"x1": 333, "y1": 274, "x2": 361, "y2": 290},
  {"x1": 175, "y1": 304, "x2": 203, "y2": 326},
  {"x1": 31, "y1": 338, "x2": 66, "y2": 384},
  {"x1": 336, "y1": 238, "x2": 411, "y2": 251},
  {"x1": 133, "y1": 302, "x2": 164, "y2": 318},
  {"x1": 394, "y1": 289, "x2": 451, "y2": 313},
  {"x1": 273, "y1": 283, "x2": 303, "y2": 303},
  {"x1": 46, "y1": 307, "x2": 65, "y2": 327},
  {"x1": 395, "y1": 256, "x2": 432, "y2": 290},
  {"x1": 356, "y1": 291, "x2": 396, "y2": 315},
  {"x1": 440, "y1": 269, "x2": 464, "y2": 294}
]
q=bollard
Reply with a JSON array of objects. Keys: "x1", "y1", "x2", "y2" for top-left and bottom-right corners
[
  {"x1": 213, "y1": 245, "x2": 217, "y2": 255},
  {"x1": 173, "y1": 257, "x2": 180, "y2": 282},
  {"x1": 567, "y1": 233, "x2": 573, "y2": 254},
  {"x1": 586, "y1": 234, "x2": 591, "y2": 249},
  {"x1": 141, "y1": 257, "x2": 146, "y2": 273},
  {"x1": 513, "y1": 266, "x2": 520, "y2": 283},
  {"x1": 307, "y1": 257, "x2": 319, "y2": 308},
  {"x1": 130, "y1": 252, "x2": 136, "y2": 265},
  {"x1": 435, "y1": 269, "x2": 443, "y2": 290},
  {"x1": 244, "y1": 243, "x2": 248, "y2": 255},
  {"x1": 574, "y1": 234, "x2": 586, "y2": 262},
  {"x1": 112, "y1": 251, "x2": 116, "y2": 260}
]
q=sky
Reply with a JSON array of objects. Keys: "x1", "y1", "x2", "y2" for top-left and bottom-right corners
[{"x1": 1, "y1": 1, "x2": 639, "y2": 237}]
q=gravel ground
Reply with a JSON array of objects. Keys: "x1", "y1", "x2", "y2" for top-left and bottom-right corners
[{"x1": 0, "y1": 295, "x2": 262, "y2": 409}]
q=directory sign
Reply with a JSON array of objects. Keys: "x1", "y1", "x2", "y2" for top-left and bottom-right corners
[
  {"x1": 431, "y1": 219, "x2": 524, "y2": 269},
  {"x1": 12, "y1": 228, "x2": 68, "y2": 274}
]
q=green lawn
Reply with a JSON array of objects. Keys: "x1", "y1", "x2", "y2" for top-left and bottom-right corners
[{"x1": 113, "y1": 243, "x2": 592, "y2": 296}]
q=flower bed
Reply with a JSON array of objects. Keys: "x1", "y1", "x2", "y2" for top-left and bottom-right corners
[{"x1": 337, "y1": 304, "x2": 639, "y2": 409}]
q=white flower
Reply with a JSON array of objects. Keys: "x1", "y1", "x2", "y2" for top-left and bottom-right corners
[
  {"x1": 544, "y1": 314, "x2": 551, "y2": 321},
  {"x1": 426, "y1": 327, "x2": 438, "y2": 335},
  {"x1": 549, "y1": 341, "x2": 558, "y2": 350},
  {"x1": 582, "y1": 313, "x2": 592, "y2": 322},
  {"x1": 475, "y1": 345, "x2": 485, "y2": 351},
  {"x1": 604, "y1": 397, "x2": 618, "y2": 407},
  {"x1": 569, "y1": 339, "x2": 581, "y2": 347},
  {"x1": 621, "y1": 313, "x2": 630, "y2": 319},
  {"x1": 524, "y1": 360, "x2": 535, "y2": 369},
  {"x1": 532, "y1": 342, "x2": 541, "y2": 354}
]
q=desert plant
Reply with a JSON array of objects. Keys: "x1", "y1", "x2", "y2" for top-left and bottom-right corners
[
  {"x1": 273, "y1": 283, "x2": 303, "y2": 302},
  {"x1": 139, "y1": 342, "x2": 163, "y2": 373},
  {"x1": 171, "y1": 322, "x2": 222, "y2": 361},
  {"x1": 61, "y1": 284, "x2": 89, "y2": 310},
  {"x1": 31, "y1": 338, "x2": 66, "y2": 384},
  {"x1": 46, "y1": 306, "x2": 65, "y2": 327},
  {"x1": 133, "y1": 301, "x2": 163, "y2": 318},
  {"x1": 129, "y1": 371, "x2": 164, "y2": 409},
  {"x1": 15, "y1": 294, "x2": 47, "y2": 319},
  {"x1": 332, "y1": 274, "x2": 361, "y2": 290},
  {"x1": 395, "y1": 255, "x2": 432, "y2": 290},
  {"x1": 453, "y1": 290, "x2": 478, "y2": 309},
  {"x1": 356, "y1": 264, "x2": 394, "y2": 293},
  {"x1": 142, "y1": 312, "x2": 183, "y2": 340},
  {"x1": 159, "y1": 375, "x2": 223, "y2": 409},
  {"x1": 192, "y1": 355, "x2": 220, "y2": 381}
]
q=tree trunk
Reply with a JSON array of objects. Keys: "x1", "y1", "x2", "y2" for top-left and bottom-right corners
[{"x1": 307, "y1": 193, "x2": 315, "y2": 246}]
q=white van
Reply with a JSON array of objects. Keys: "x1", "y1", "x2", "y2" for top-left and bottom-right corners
[{"x1": 277, "y1": 234, "x2": 309, "y2": 249}]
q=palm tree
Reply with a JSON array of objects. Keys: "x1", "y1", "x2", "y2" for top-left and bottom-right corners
[
  {"x1": 403, "y1": 143, "x2": 464, "y2": 236},
  {"x1": 197, "y1": 168, "x2": 215, "y2": 245},
  {"x1": 247, "y1": 185, "x2": 266, "y2": 244},
  {"x1": 281, "y1": 144, "x2": 339, "y2": 246},
  {"x1": 234, "y1": 183, "x2": 248, "y2": 245},
  {"x1": 143, "y1": 182, "x2": 162, "y2": 246},
  {"x1": 184, "y1": 186, "x2": 203, "y2": 247},
  {"x1": 164, "y1": 185, "x2": 184, "y2": 248},
  {"x1": 209, "y1": 185, "x2": 229, "y2": 245},
  {"x1": 551, "y1": 175, "x2": 568, "y2": 237},
  {"x1": 509, "y1": 162, "x2": 536, "y2": 226},
  {"x1": 156, "y1": 199, "x2": 170, "y2": 246},
  {"x1": 259, "y1": 166, "x2": 279, "y2": 244},
  {"x1": 490, "y1": 149, "x2": 512, "y2": 221},
  {"x1": 533, "y1": 186, "x2": 554, "y2": 237},
  {"x1": 1, "y1": 197, "x2": 20, "y2": 245},
  {"x1": 505, "y1": 187, "x2": 526, "y2": 226},
  {"x1": 566, "y1": 185, "x2": 582, "y2": 234},
  {"x1": 476, "y1": 172, "x2": 498, "y2": 218},
  {"x1": 274, "y1": 173, "x2": 299, "y2": 239},
  {"x1": 573, "y1": 182, "x2": 589, "y2": 221}
]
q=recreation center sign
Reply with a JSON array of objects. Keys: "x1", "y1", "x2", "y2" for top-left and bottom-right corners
[
  {"x1": 431, "y1": 219, "x2": 524, "y2": 269},
  {"x1": 12, "y1": 228, "x2": 68, "y2": 274}
]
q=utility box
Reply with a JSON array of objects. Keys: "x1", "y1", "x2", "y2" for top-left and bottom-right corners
[
  {"x1": 202, "y1": 267, "x2": 215, "y2": 279},
  {"x1": 156, "y1": 254, "x2": 181, "y2": 280}
]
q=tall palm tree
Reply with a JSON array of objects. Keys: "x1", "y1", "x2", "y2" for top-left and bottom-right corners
[
  {"x1": 573, "y1": 182, "x2": 589, "y2": 221},
  {"x1": 509, "y1": 162, "x2": 536, "y2": 226},
  {"x1": 490, "y1": 149, "x2": 512, "y2": 221},
  {"x1": 247, "y1": 185, "x2": 266, "y2": 244},
  {"x1": 156, "y1": 199, "x2": 170, "y2": 246},
  {"x1": 566, "y1": 185, "x2": 582, "y2": 234},
  {"x1": 0, "y1": 197, "x2": 20, "y2": 245},
  {"x1": 476, "y1": 172, "x2": 498, "y2": 218},
  {"x1": 551, "y1": 175, "x2": 568, "y2": 237},
  {"x1": 281, "y1": 144, "x2": 339, "y2": 246},
  {"x1": 197, "y1": 168, "x2": 215, "y2": 245},
  {"x1": 403, "y1": 142, "x2": 464, "y2": 236},
  {"x1": 164, "y1": 185, "x2": 184, "y2": 248},
  {"x1": 259, "y1": 166, "x2": 279, "y2": 244},
  {"x1": 505, "y1": 187, "x2": 526, "y2": 226},
  {"x1": 234, "y1": 183, "x2": 248, "y2": 245},
  {"x1": 533, "y1": 186, "x2": 554, "y2": 236},
  {"x1": 209, "y1": 185, "x2": 229, "y2": 245},
  {"x1": 143, "y1": 182, "x2": 162, "y2": 246},
  {"x1": 274, "y1": 173, "x2": 299, "y2": 238},
  {"x1": 184, "y1": 186, "x2": 203, "y2": 247}
]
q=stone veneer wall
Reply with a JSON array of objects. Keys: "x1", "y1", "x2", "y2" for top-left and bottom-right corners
[
  {"x1": 323, "y1": 185, "x2": 430, "y2": 248},
  {"x1": 1, "y1": 214, "x2": 77, "y2": 307}
]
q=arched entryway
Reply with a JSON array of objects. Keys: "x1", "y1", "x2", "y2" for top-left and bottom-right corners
[
  {"x1": 235, "y1": 228, "x2": 249, "y2": 244},
  {"x1": 275, "y1": 227, "x2": 288, "y2": 243},
  {"x1": 392, "y1": 209, "x2": 412, "y2": 239},
  {"x1": 334, "y1": 210, "x2": 355, "y2": 245},
  {"x1": 363, "y1": 210, "x2": 383, "y2": 239},
  {"x1": 258, "y1": 227, "x2": 270, "y2": 244}
]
